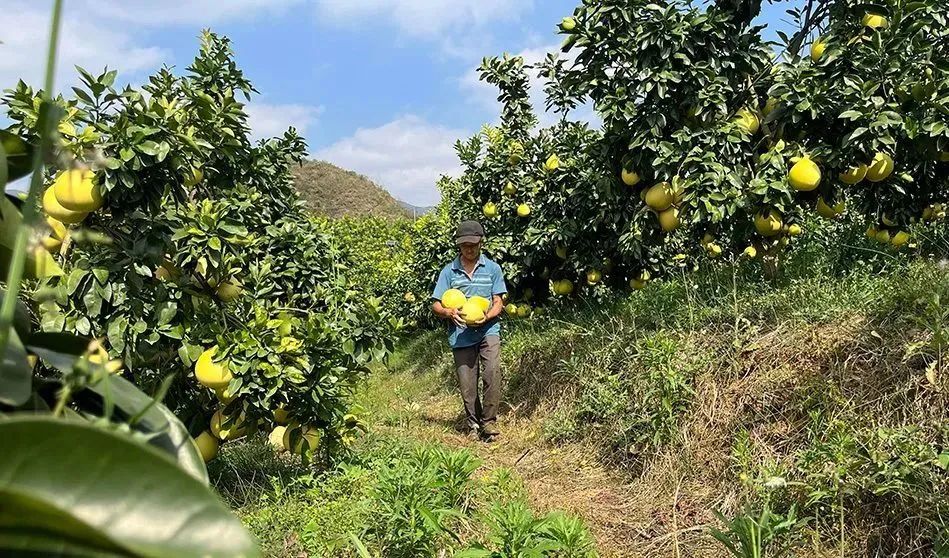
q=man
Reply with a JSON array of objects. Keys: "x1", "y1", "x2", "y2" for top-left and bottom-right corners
[{"x1": 431, "y1": 220, "x2": 507, "y2": 442}]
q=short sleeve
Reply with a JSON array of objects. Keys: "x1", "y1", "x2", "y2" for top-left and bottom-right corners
[
  {"x1": 491, "y1": 263, "x2": 507, "y2": 296},
  {"x1": 431, "y1": 266, "x2": 451, "y2": 301}
]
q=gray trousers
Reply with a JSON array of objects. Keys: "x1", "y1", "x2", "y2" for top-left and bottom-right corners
[{"x1": 452, "y1": 335, "x2": 501, "y2": 430}]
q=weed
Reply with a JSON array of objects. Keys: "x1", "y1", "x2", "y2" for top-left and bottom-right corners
[{"x1": 710, "y1": 503, "x2": 801, "y2": 558}]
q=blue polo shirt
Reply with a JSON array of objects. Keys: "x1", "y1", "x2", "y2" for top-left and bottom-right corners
[{"x1": 431, "y1": 255, "x2": 507, "y2": 349}]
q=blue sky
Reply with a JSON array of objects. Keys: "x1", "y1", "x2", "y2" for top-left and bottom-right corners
[{"x1": 2, "y1": 0, "x2": 798, "y2": 206}]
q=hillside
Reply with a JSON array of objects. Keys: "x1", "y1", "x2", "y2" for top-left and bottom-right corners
[{"x1": 292, "y1": 160, "x2": 413, "y2": 219}]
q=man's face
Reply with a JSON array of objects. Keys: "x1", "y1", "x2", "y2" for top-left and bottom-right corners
[{"x1": 459, "y1": 242, "x2": 481, "y2": 261}]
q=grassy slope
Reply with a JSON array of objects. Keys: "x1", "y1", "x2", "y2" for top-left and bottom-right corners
[
  {"x1": 213, "y1": 231, "x2": 949, "y2": 557},
  {"x1": 373, "y1": 254, "x2": 949, "y2": 557},
  {"x1": 292, "y1": 160, "x2": 410, "y2": 219}
]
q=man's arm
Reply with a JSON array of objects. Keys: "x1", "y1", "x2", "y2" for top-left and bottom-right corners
[
  {"x1": 486, "y1": 295, "x2": 504, "y2": 320},
  {"x1": 433, "y1": 300, "x2": 466, "y2": 327}
]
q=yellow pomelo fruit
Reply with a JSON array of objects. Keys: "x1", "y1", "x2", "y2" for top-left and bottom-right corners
[
  {"x1": 555, "y1": 245, "x2": 568, "y2": 259},
  {"x1": 629, "y1": 270, "x2": 650, "y2": 290},
  {"x1": 866, "y1": 226, "x2": 878, "y2": 239},
  {"x1": 470, "y1": 296, "x2": 491, "y2": 313},
  {"x1": 505, "y1": 303, "x2": 518, "y2": 317},
  {"x1": 557, "y1": 279, "x2": 574, "y2": 295},
  {"x1": 762, "y1": 97, "x2": 780, "y2": 117},
  {"x1": 516, "y1": 303, "x2": 532, "y2": 318},
  {"x1": 283, "y1": 424, "x2": 322, "y2": 456},
  {"x1": 274, "y1": 406, "x2": 291, "y2": 425},
  {"x1": 442, "y1": 288, "x2": 466, "y2": 310},
  {"x1": 195, "y1": 346, "x2": 232, "y2": 389},
  {"x1": 503, "y1": 182, "x2": 516, "y2": 195},
  {"x1": 46, "y1": 217, "x2": 67, "y2": 240},
  {"x1": 216, "y1": 280, "x2": 243, "y2": 302},
  {"x1": 816, "y1": 197, "x2": 839, "y2": 219},
  {"x1": 560, "y1": 16, "x2": 577, "y2": 31},
  {"x1": 862, "y1": 13, "x2": 888, "y2": 29},
  {"x1": 810, "y1": 38, "x2": 827, "y2": 61},
  {"x1": 586, "y1": 269, "x2": 602, "y2": 285},
  {"x1": 42, "y1": 236, "x2": 62, "y2": 252},
  {"x1": 460, "y1": 301, "x2": 486, "y2": 325},
  {"x1": 43, "y1": 187, "x2": 87, "y2": 224},
  {"x1": 214, "y1": 385, "x2": 236, "y2": 404},
  {"x1": 210, "y1": 409, "x2": 248, "y2": 441},
  {"x1": 155, "y1": 265, "x2": 173, "y2": 281},
  {"x1": 787, "y1": 224, "x2": 802, "y2": 236},
  {"x1": 880, "y1": 213, "x2": 896, "y2": 227},
  {"x1": 875, "y1": 229, "x2": 891, "y2": 244},
  {"x1": 706, "y1": 243, "x2": 723, "y2": 257},
  {"x1": 939, "y1": 152, "x2": 949, "y2": 162},
  {"x1": 866, "y1": 152, "x2": 894, "y2": 182},
  {"x1": 788, "y1": 157, "x2": 821, "y2": 191},
  {"x1": 838, "y1": 164, "x2": 867, "y2": 185},
  {"x1": 483, "y1": 202, "x2": 498, "y2": 218},
  {"x1": 644, "y1": 182, "x2": 674, "y2": 211},
  {"x1": 621, "y1": 168, "x2": 641, "y2": 186},
  {"x1": 184, "y1": 166, "x2": 204, "y2": 188},
  {"x1": 269, "y1": 426, "x2": 288, "y2": 451},
  {"x1": 922, "y1": 206, "x2": 934, "y2": 221},
  {"x1": 88, "y1": 352, "x2": 123, "y2": 374},
  {"x1": 194, "y1": 430, "x2": 219, "y2": 463},
  {"x1": 743, "y1": 245, "x2": 758, "y2": 259},
  {"x1": 552, "y1": 280, "x2": 566, "y2": 295},
  {"x1": 754, "y1": 209, "x2": 783, "y2": 237},
  {"x1": 517, "y1": 204, "x2": 531, "y2": 217},
  {"x1": 735, "y1": 108, "x2": 760, "y2": 135},
  {"x1": 658, "y1": 207, "x2": 680, "y2": 232},
  {"x1": 544, "y1": 154, "x2": 561, "y2": 172},
  {"x1": 890, "y1": 231, "x2": 910, "y2": 247},
  {"x1": 53, "y1": 169, "x2": 103, "y2": 212}
]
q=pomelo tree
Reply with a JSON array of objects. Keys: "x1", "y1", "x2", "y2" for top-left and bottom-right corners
[
  {"x1": 3, "y1": 32, "x2": 400, "y2": 461},
  {"x1": 439, "y1": 0, "x2": 948, "y2": 306}
]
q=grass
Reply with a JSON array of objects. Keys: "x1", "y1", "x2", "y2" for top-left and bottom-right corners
[
  {"x1": 213, "y1": 225, "x2": 949, "y2": 557},
  {"x1": 368, "y1": 236, "x2": 949, "y2": 556},
  {"x1": 215, "y1": 408, "x2": 597, "y2": 557}
]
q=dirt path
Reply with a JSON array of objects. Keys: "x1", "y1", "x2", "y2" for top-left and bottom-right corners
[{"x1": 364, "y1": 365, "x2": 703, "y2": 557}]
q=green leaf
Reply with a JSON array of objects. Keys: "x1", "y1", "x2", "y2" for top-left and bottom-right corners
[
  {"x1": 26, "y1": 332, "x2": 88, "y2": 373},
  {"x1": 0, "y1": 328, "x2": 31, "y2": 407},
  {"x1": 0, "y1": 416, "x2": 258, "y2": 557},
  {"x1": 0, "y1": 129, "x2": 35, "y2": 183},
  {"x1": 78, "y1": 374, "x2": 208, "y2": 484},
  {"x1": 136, "y1": 140, "x2": 160, "y2": 156}
]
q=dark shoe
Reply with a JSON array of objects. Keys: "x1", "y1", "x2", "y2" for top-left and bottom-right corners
[{"x1": 481, "y1": 423, "x2": 500, "y2": 441}]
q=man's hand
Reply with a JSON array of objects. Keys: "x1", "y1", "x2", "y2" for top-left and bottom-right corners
[
  {"x1": 450, "y1": 309, "x2": 467, "y2": 328},
  {"x1": 470, "y1": 315, "x2": 487, "y2": 326}
]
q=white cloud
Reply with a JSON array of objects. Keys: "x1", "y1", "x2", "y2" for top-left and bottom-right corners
[
  {"x1": 0, "y1": 1, "x2": 166, "y2": 93},
  {"x1": 315, "y1": 0, "x2": 535, "y2": 58},
  {"x1": 315, "y1": 115, "x2": 468, "y2": 207},
  {"x1": 246, "y1": 102, "x2": 324, "y2": 142},
  {"x1": 315, "y1": 0, "x2": 533, "y2": 37},
  {"x1": 0, "y1": 0, "x2": 309, "y2": 94},
  {"x1": 81, "y1": 0, "x2": 306, "y2": 26}
]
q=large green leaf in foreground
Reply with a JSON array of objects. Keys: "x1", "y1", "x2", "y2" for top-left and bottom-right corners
[
  {"x1": 79, "y1": 374, "x2": 209, "y2": 484},
  {"x1": 0, "y1": 417, "x2": 259, "y2": 558}
]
